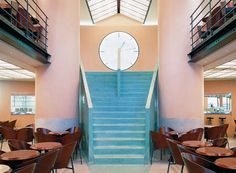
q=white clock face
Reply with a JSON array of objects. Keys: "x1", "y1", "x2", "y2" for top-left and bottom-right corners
[{"x1": 99, "y1": 32, "x2": 139, "y2": 70}]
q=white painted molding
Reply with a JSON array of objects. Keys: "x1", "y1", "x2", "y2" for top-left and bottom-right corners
[
  {"x1": 79, "y1": 61, "x2": 93, "y2": 108},
  {"x1": 145, "y1": 64, "x2": 158, "y2": 109}
]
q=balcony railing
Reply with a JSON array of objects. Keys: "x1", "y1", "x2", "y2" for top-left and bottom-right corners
[
  {"x1": 0, "y1": 0, "x2": 48, "y2": 50},
  {"x1": 190, "y1": 0, "x2": 236, "y2": 50}
]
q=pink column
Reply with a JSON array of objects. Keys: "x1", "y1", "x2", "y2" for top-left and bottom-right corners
[
  {"x1": 158, "y1": 0, "x2": 204, "y2": 131},
  {"x1": 35, "y1": 0, "x2": 79, "y2": 130}
]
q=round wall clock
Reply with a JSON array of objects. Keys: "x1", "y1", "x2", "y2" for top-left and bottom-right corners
[{"x1": 99, "y1": 32, "x2": 139, "y2": 71}]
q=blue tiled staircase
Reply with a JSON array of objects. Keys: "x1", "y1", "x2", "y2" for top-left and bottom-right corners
[{"x1": 86, "y1": 72, "x2": 153, "y2": 164}]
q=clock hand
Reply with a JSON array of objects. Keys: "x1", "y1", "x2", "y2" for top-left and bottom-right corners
[{"x1": 120, "y1": 41, "x2": 125, "y2": 49}]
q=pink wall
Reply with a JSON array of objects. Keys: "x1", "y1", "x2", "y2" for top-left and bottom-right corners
[
  {"x1": 80, "y1": 26, "x2": 158, "y2": 71},
  {"x1": 0, "y1": 81, "x2": 35, "y2": 127},
  {"x1": 158, "y1": 0, "x2": 204, "y2": 131},
  {"x1": 205, "y1": 80, "x2": 236, "y2": 137},
  {"x1": 35, "y1": 0, "x2": 79, "y2": 130}
]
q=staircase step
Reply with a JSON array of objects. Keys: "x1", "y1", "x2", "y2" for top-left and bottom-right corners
[
  {"x1": 94, "y1": 145, "x2": 145, "y2": 155},
  {"x1": 94, "y1": 130, "x2": 145, "y2": 138},
  {"x1": 93, "y1": 112, "x2": 146, "y2": 118},
  {"x1": 93, "y1": 106, "x2": 145, "y2": 111},
  {"x1": 93, "y1": 154, "x2": 145, "y2": 164},
  {"x1": 93, "y1": 117, "x2": 145, "y2": 124}
]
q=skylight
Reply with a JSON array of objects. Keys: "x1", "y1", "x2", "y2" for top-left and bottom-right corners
[
  {"x1": 86, "y1": 0, "x2": 152, "y2": 23},
  {"x1": 204, "y1": 59, "x2": 236, "y2": 79},
  {"x1": 0, "y1": 60, "x2": 35, "y2": 80}
]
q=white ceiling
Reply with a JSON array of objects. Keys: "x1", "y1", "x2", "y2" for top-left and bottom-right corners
[
  {"x1": 204, "y1": 59, "x2": 236, "y2": 80},
  {"x1": 0, "y1": 60, "x2": 35, "y2": 80}
]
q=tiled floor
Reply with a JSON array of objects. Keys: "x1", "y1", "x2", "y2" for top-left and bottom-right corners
[{"x1": 2, "y1": 138, "x2": 236, "y2": 173}]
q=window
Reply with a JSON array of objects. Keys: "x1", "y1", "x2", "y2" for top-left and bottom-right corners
[
  {"x1": 204, "y1": 93, "x2": 231, "y2": 114},
  {"x1": 11, "y1": 94, "x2": 35, "y2": 115}
]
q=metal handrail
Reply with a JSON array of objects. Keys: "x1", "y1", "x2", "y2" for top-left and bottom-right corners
[
  {"x1": 80, "y1": 61, "x2": 93, "y2": 108},
  {"x1": 190, "y1": 0, "x2": 236, "y2": 49},
  {"x1": 0, "y1": 0, "x2": 48, "y2": 50},
  {"x1": 145, "y1": 64, "x2": 158, "y2": 109}
]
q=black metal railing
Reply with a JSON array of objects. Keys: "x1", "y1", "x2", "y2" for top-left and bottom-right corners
[
  {"x1": 0, "y1": 0, "x2": 48, "y2": 50},
  {"x1": 190, "y1": 0, "x2": 236, "y2": 50}
]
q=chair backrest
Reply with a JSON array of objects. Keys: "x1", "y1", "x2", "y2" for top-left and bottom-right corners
[
  {"x1": 14, "y1": 163, "x2": 36, "y2": 173},
  {"x1": 54, "y1": 142, "x2": 77, "y2": 169},
  {"x1": 220, "y1": 124, "x2": 229, "y2": 138},
  {"x1": 34, "y1": 150, "x2": 58, "y2": 173},
  {"x1": 166, "y1": 138, "x2": 184, "y2": 165},
  {"x1": 34, "y1": 132, "x2": 58, "y2": 143},
  {"x1": 60, "y1": 131, "x2": 80, "y2": 145},
  {"x1": 36, "y1": 128, "x2": 51, "y2": 134},
  {"x1": 180, "y1": 150, "x2": 223, "y2": 172},
  {"x1": 205, "y1": 125, "x2": 223, "y2": 140},
  {"x1": 181, "y1": 152, "x2": 216, "y2": 173},
  {"x1": 179, "y1": 128, "x2": 203, "y2": 142},
  {"x1": 0, "y1": 120, "x2": 9, "y2": 127},
  {"x1": 8, "y1": 139, "x2": 31, "y2": 151},
  {"x1": 206, "y1": 6, "x2": 223, "y2": 30},
  {"x1": 16, "y1": 127, "x2": 34, "y2": 142},
  {"x1": 7, "y1": 120, "x2": 17, "y2": 129},
  {"x1": 1, "y1": 126, "x2": 17, "y2": 140},
  {"x1": 177, "y1": 144, "x2": 196, "y2": 155},
  {"x1": 150, "y1": 131, "x2": 169, "y2": 149},
  {"x1": 212, "y1": 137, "x2": 228, "y2": 148}
]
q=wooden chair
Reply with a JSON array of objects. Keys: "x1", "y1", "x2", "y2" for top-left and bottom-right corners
[
  {"x1": 8, "y1": 139, "x2": 31, "y2": 151},
  {"x1": 206, "y1": 6, "x2": 224, "y2": 31},
  {"x1": 178, "y1": 128, "x2": 203, "y2": 142},
  {"x1": 14, "y1": 163, "x2": 36, "y2": 173},
  {"x1": 33, "y1": 150, "x2": 59, "y2": 173},
  {"x1": 60, "y1": 130, "x2": 82, "y2": 164},
  {"x1": 166, "y1": 138, "x2": 184, "y2": 173},
  {"x1": 150, "y1": 131, "x2": 169, "y2": 162},
  {"x1": 34, "y1": 132, "x2": 58, "y2": 143},
  {"x1": 6, "y1": 120, "x2": 17, "y2": 129},
  {"x1": 181, "y1": 152, "x2": 216, "y2": 173},
  {"x1": 0, "y1": 126, "x2": 17, "y2": 149},
  {"x1": 16, "y1": 127, "x2": 34, "y2": 143},
  {"x1": 53, "y1": 142, "x2": 77, "y2": 173},
  {"x1": 212, "y1": 137, "x2": 228, "y2": 148},
  {"x1": 205, "y1": 125, "x2": 223, "y2": 141}
]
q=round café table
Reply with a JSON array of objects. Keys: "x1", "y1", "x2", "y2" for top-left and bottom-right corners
[
  {"x1": 214, "y1": 157, "x2": 236, "y2": 170},
  {"x1": 196, "y1": 147, "x2": 234, "y2": 157},
  {"x1": 0, "y1": 164, "x2": 11, "y2": 173},
  {"x1": 30, "y1": 142, "x2": 62, "y2": 151},
  {"x1": 182, "y1": 140, "x2": 212, "y2": 148},
  {"x1": 0, "y1": 150, "x2": 39, "y2": 161}
]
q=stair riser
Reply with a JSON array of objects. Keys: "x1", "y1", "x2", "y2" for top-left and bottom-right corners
[
  {"x1": 94, "y1": 140, "x2": 145, "y2": 146},
  {"x1": 94, "y1": 132, "x2": 145, "y2": 138},
  {"x1": 93, "y1": 107, "x2": 145, "y2": 111},
  {"x1": 93, "y1": 114, "x2": 145, "y2": 119},
  {"x1": 93, "y1": 119, "x2": 145, "y2": 124},
  {"x1": 91, "y1": 94, "x2": 148, "y2": 97},
  {"x1": 92, "y1": 97, "x2": 147, "y2": 102},
  {"x1": 94, "y1": 158, "x2": 145, "y2": 164},
  {"x1": 93, "y1": 149, "x2": 145, "y2": 155},
  {"x1": 93, "y1": 102, "x2": 145, "y2": 107},
  {"x1": 93, "y1": 126, "x2": 145, "y2": 131}
]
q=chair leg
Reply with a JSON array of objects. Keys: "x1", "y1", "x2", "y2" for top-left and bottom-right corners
[
  {"x1": 71, "y1": 157, "x2": 75, "y2": 173},
  {"x1": 181, "y1": 165, "x2": 184, "y2": 173},
  {"x1": 79, "y1": 149, "x2": 82, "y2": 164},
  {"x1": 0, "y1": 139, "x2": 3, "y2": 150},
  {"x1": 167, "y1": 160, "x2": 171, "y2": 173},
  {"x1": 160, "y1": 149, "x2": 163, "y2": 160}
]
